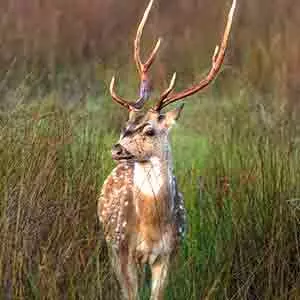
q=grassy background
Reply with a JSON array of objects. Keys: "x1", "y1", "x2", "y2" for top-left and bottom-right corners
[
  {"x1": 1, "y1": 0, "x2": 300, "y2": 299},
  {"x1": 0, "y1": 0, "x2": 300, "y2": 103}
]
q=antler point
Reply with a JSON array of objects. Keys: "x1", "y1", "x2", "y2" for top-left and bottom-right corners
[
  {"x1": 110, "y1": 76, "x2": 115, "y2": 89},
  {"x1": 171, "y1": 72, "x2": 177, "y2": 85},
  {"x1": 229, "y1": 0, "x2": 237, "y2": 19},
  {"x1": 213, "y1": 45, "x2": 220, "y2": 63}
]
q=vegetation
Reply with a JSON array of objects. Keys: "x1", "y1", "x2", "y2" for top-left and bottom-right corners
[
  {"x1": 1, "y1": 90, "x2": 300, "y2": 299},
  {"x1": 1, "y1": 0, "x2": 300, "y2": 299}
]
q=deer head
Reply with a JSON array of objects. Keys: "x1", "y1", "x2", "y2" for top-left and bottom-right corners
[
  {"x1": 110, "y1": 0, "x2": 236, "y2": 162},
  {"x1": 111, "y1": 107, "x2": 183, "y2": 163}
]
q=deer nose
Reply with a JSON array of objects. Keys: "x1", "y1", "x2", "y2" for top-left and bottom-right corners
[
  {"x1": 111, "y1": 144, "x2": 123, "y2": 156},
  {"x1": 111, "y1": 144, "x2": 133, "y2": 161}
]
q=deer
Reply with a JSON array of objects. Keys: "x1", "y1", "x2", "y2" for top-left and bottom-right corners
[{"x1": 98, "y1": 0, "x2": 236, "y2": 299}]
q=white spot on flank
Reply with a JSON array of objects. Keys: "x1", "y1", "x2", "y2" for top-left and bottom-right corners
[{"x1": 134, "y1": 157, "x2": 164, "y2": 198}]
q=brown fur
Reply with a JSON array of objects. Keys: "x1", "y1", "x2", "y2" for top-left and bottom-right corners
[
  {"x1": 98, "y1": 0, "x2": 237, "y2": 297},
  {"x1": 98, "y1": 109, "x2": 186, "y2": 300}
]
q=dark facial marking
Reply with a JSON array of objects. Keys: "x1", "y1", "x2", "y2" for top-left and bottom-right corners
[
  {"x1": 143, "y1": 127, "x2": 155, "y2": 137},
  {"x1": 122, "y1": 128, "x2": 134, "y2": 138},
  {"x1": 158, "y1": 114, "x2": 165, "y2": 122},
  {"x1": 121, "y1": 121, "x2": 152, "y2": 138}
]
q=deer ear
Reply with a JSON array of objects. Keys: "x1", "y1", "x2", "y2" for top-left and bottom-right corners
[{"x1": 163, "y1": 104, "x2": 184, "y2": 128}]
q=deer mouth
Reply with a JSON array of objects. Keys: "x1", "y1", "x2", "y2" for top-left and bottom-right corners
[
  {"x1": 111, "y1": 144, "x2": 135, "y2": 161},
  {"x1": 112, "y1": 154, "x2": 135, "y2": 161}
]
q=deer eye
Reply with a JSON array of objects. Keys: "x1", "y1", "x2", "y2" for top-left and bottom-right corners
[{"x1": 143, "y1": 127, "x2": 155, "y2": 137}]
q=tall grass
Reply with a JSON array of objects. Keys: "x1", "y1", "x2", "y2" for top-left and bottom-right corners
[
  {"x1": 1, "y1": 90, "x2": 300, "y2": 299},
  {"x1": 0, "y1": 99, "x2": 117, "y2": 299}
]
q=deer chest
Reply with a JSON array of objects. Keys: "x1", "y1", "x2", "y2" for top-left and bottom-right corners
[{"x1": 98, "y1": 161, "x2": 187, "y2": 250}]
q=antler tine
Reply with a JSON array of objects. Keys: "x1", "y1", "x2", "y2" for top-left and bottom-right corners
[
  {"x1": 109, "y1": 0, "x2": 161, "y2": 111},
  {"x1": 110, "y1": 76, "x2": 141, "y2": 111},
  {"x1": 153, "y1": 73, "x2": 177, "y2": 111},
  {"x1": 134, "y1": 0, "x2": 161, "y2": 76},
  {"x1": 143, "y1": 38, "x2": 161, "y2": 73},
  {"x1": 154, "y1": 0, "x2": 237, "y2": 111},
  {"x1": 161, "y1": 72, "x2": 177, "y2": 100}
]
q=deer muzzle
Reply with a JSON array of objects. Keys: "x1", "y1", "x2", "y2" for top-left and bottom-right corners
[{"x1": 111, "y1": 143, "x2": 134, "y2": 161}]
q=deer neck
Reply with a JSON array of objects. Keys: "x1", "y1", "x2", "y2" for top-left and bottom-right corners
[{"x1": 133, "y1": 149, "x2": 174, "y2": 202}]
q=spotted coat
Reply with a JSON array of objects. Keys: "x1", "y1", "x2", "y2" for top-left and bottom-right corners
[
  {"x1": 98, "y1": 162, "x2": 134, "y2": 248},
  {"x1": 98, "y1": 162, "x2": 187, "y2": 250}
]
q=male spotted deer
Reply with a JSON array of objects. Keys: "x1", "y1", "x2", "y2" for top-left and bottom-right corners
[{"x1": 98, "y1": 0, "x2": 236, "y2": 299}]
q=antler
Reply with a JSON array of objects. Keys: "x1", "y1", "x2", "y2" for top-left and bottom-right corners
[
  {"x1": 110, "y1": 0, "x2": 161, "y2": 111},
  {"x1": 153, "y1": 0, "x2": 237, "y2": 111}
]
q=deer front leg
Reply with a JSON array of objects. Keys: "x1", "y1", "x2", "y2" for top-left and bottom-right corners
[
  {"x1": 149, "y1": 255, "x2": 170, "y2": 300},
  {"x1": 110, "y1": 247, "x2": 139, "y2": 300}
]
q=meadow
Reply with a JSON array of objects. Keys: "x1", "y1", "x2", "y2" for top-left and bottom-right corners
[
  {"x1": 1, "y1": 0, "x2": 300, "y2": 299},
  {"x1": 1, "y1": 87, "x2": 300, "y2": 299}
]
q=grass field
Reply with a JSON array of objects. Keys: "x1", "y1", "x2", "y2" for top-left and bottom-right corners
[{"x1": 1, "y1": 87, "x2": 300, "y2": 299}]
